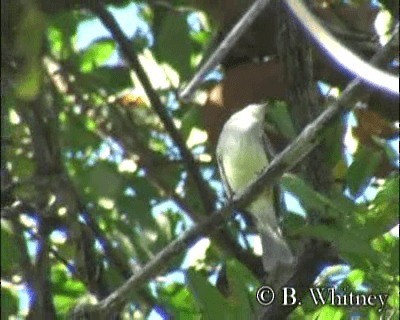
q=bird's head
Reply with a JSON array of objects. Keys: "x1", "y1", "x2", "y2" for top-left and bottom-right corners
[{"x1": 231, "y1": 103, "x2": 267, "y2": 123}]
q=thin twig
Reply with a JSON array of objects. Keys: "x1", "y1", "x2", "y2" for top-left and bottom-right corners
[
  {"x1": 179, "y1": 0, "x2": 272, "y2": 102},
  {"x1": 68, "y1": 27, "x2": 398, "y2": 319}
]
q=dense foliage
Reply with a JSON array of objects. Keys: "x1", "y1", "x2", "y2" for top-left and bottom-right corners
[{"x1": 1, "y1": 0, "x2": 398, "y2": 319}]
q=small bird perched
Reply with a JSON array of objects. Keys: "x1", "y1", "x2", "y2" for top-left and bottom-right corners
[{"x1": 216, "y1": 103, "x2": 294, "y2": 287}]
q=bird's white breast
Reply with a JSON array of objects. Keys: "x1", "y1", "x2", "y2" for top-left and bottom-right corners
[{"x1": 218, "y1": 118, "x2": 268, "y2": 193}]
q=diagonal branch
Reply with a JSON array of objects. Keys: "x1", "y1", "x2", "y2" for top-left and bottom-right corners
[
  {"x1": 179, "y1": 0, "x2": 273, "y2": 102},
  {"x1": 69, "y1": 25, "x2": 398, "y2": 318},
  {"x1": 89, "y1": 1, "x2": 216, "y2": 214}
]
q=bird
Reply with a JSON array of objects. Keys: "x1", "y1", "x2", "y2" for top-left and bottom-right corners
[{"x1": 216, "y1": 103, "x2": 294, "y2": 287}]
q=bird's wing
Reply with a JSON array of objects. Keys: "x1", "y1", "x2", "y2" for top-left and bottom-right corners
[
  {"x1": 217, "y1": 153, "x2": 234, "y2": 198},
  {"x1": 262, "y1": 132, "x2": 286, "y2": 221},
  {"x1": 262, "y1": 131, "x2": 276, "y2": 159}
]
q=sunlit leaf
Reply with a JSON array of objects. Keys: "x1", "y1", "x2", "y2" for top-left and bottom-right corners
[
  {"x1": 158, "y1": 282, "x2": 199, "y2": 318},
  {"x1": 281, "y1": 174, "x2": 345, "y2": 217},
  {"x1": 346, "y1": 146, "x2": 382, "y2": 197},
  {"x1": 1, "y1": 288, "x2": 18, "y2": 319},
  {"x1": 312, "y1": 305, "x2": 345, "y2": 320},
  {"x1": 346, "y1": 269, "x2": 365, "y2": 289},
  {"x1": 155, "y1": 12, "x2": 192, "y2": 80},
  {"x1": 181, "y1": 106, "x2": 203, "y2": 144},
  {"x1": 48, "y1": 11, "x2": 81, "y2": 59},
  {"x1": 79, "y1": 38, "x2": 115, "y2": 73}
]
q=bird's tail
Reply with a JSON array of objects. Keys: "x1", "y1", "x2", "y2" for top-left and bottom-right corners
[{"x1": 259, "y1": 225, "x2": 295, "y2": 288}]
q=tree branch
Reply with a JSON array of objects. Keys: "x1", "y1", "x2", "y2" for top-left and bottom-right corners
[
  {"x1": 89, "y1": 1, "x2": 216, "y2": 214},
  {"x1": 68, "y1": 26, "x2": 398, "y2": 318},
  {"x1": 179, "y1": 0, "x2": 273, "y2": 102}
]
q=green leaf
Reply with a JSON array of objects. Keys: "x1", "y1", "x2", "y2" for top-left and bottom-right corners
[
  {"x1": 282, "y1": 212, "x2": 307, "y2": 234},
  {"x1": 9, "y1": 154, "x2": 35, "y2": 180},
  {"x1": 15, "y1": 63, "x2": 43, "y2": 101},
  {"x1": 14, "y1": 2, "x2": 46, "y2": 101},
  {"x1": 346, "y1": 147, "x2": 382, "y2": 197},
  {"x1": 293, "y1": 224, "x2": 337, "y2": 241},
  {"x1": 225, "y1": 259, "x2": 258, "y2": 316},
  {"x1": 180, "y1": 106, "x2": 203, "y2": 145},
  {"x1": 48, "y1": 11, "x2": 81, "y2": 59},
  {"x1": 389, "y1": 239, "x2": 399, "y2": 273},
  {"x1": 1, "y1": 221, "x2": 21, "y2": 273},
  {"x1": 281, "y1": 174, "x2": 344, "y2": 217},
  {"x1": 54, "y1": 295, "x2": 78, "y2": 315},
  {"x1": 117, "y1": 196, "x2": 155, "y2": 230},
  {"x1": 51, "y1": 264, "x2": 86, "y2": 316},
  {"x1": 388, "y1": 285, "x2": 400, "y2": 309},
  {"x1": 322, "y1": 119, "x2": 344, "y2": 168},
  {"x1": 191, "y1": 30, "x2": 211, "y2": 54},
  {"x1": 78, "y1": 66, "x2": 131, "y2": 93},
  {"x1": 61, "y1": 113, "x2": 100, "y2": 152},
  {"x1": 313, "y1": 305, "x2": 345, "y2": 320},
  {"x1": 267, "y1": 102, "x2": 297, "y2": 139},
  {"x1": 102, "y1": 263, "x2": 124, "y2": 289},
  {"x1": 367, "y1": 308, "x2": 381, "y2": 320},
  {"x1": 155, "y1": 12, "x2": 192, "y2": 80},
  {"x1": 79, "y1": 38, "x2": 116, "y2": 73},
  {"x1": 346, "y1": 269, "x2": 365, "y2": 289},
  {"x1": 158, "y1": 283, "x2": 199, "y2": 318},
  {"x1": 187, "y1": 268, "x2": 230, "y2": 319},
  {"x1": 86, "y1": 161, "x2": 123, "y2": 198},
  {"x1": 1, "y1": 288, "x2": 18, "y2": 319},
  {"x1": 226, "y1": 259, "x2": 259, "y2": 289},
  {"x1": 370, "y1": 177, "x2": 399, "y2": 216},
  {"x1": 52, "y1": 265, "x2": 86, "y2": 296},
  {"x1": 356, "y1": 177, "x2": 399, "y2": 239},
  {"x1": 295, "y1": 224, "x2": 379, "y2": 264}
]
